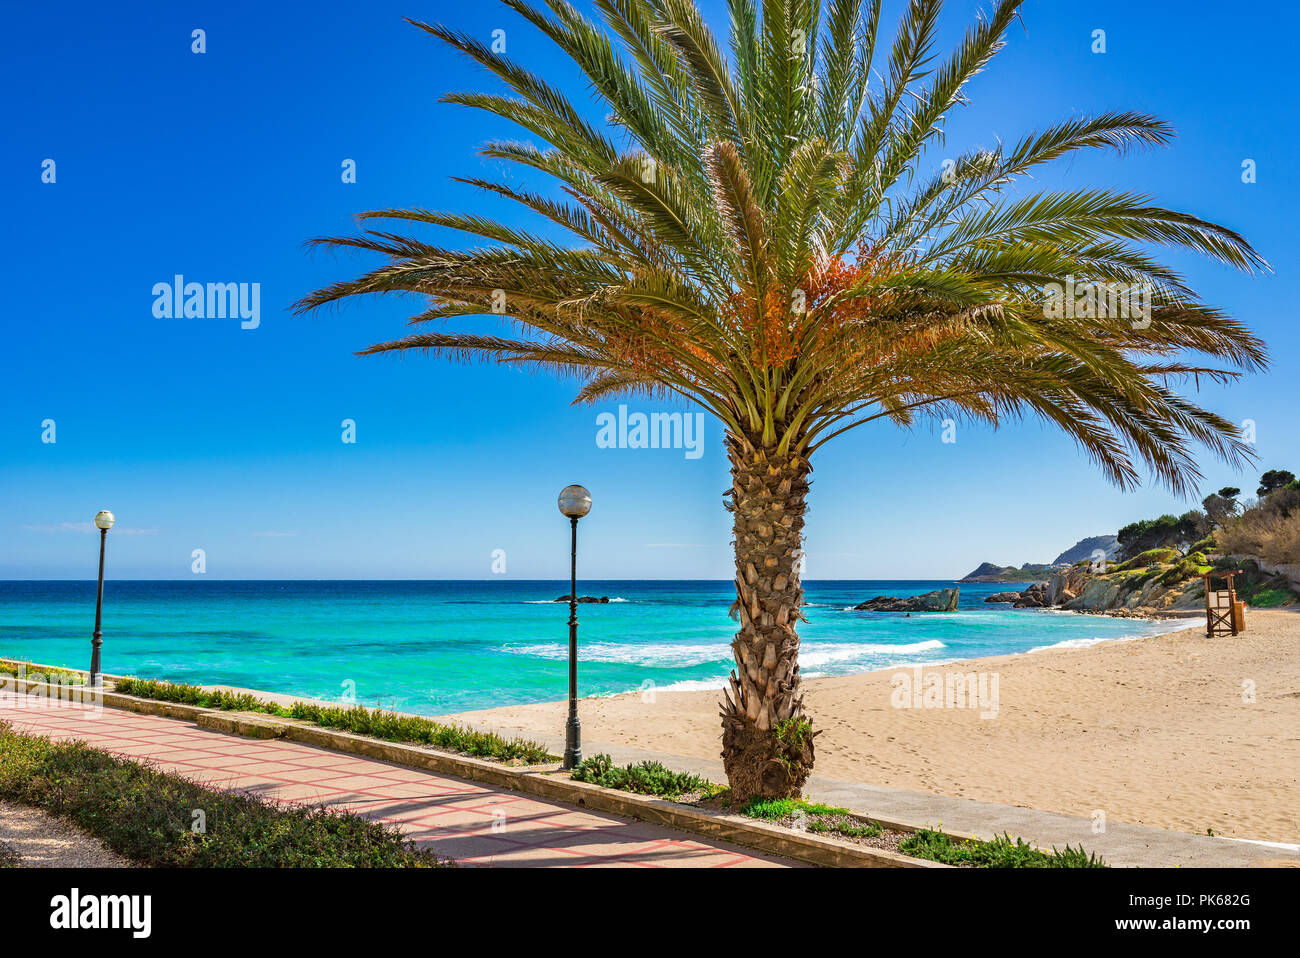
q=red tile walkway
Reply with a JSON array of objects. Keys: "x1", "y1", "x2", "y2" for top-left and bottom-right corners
[{"x1": 0, "y1": 690, "x2": 793, "y2": 868}]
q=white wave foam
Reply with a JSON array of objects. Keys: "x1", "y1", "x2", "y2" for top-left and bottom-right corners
[
  {"x1": 522, "y1": 597, "x2": 628, "y2": 604},
  {"x1": 805, "y1": 654, "x2": 962, "y2": 680},
  {"x1": 503, "y1": 641, "x2": 727, "y2": 667},
  {"x1": 506, "y1": 637, "x2": 947, "y2": 670},
  {"x1": 798, "y1": 639, "x2": 945, "y2": 668},
  {"x1": 1027, "y1": 617, "x2": 1200, "y2": 653},
  {"x1": 1027, "y1": 636, "x2": 1110, "y2": 652},
  {"x1": 652, "y1": 678, "x2": 730, "y2": 693}
]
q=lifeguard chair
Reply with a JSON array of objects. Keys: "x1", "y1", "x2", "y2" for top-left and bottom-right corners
[{"x1": 1203, "y1": 570, "x2": 1245, "y2": 637}]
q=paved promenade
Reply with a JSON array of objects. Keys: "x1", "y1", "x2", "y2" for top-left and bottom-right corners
[
  {"x1": 0, "y1": 691, "x2": 793, "y2": 868},
  {"x1": 450, "y1": 721, "x2": 1300, "y2": 869}
]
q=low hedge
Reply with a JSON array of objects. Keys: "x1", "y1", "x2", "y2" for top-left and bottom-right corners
[
  {"x1": 110, "y1": 676, "x2": 554, "y2": 765},
  {"x1": 570, "y1": 753, "x2": 723, "y2": 800},
  {"x1": 0, "y1": 661, "x2": 85, "y2": 684},
  {"x1": 899, "y1": 828, "x2": 1106, "y2": 867},
  {"x1": 0, "y1": 722, "x2": 448, "y2": 867}
]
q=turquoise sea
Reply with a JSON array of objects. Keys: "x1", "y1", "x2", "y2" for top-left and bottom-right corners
[{"x1": 0, "y1": 580, "x2": 1183, "y2": 715}]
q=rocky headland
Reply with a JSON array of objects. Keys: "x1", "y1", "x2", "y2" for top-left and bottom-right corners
[
  {"x1": 961, "y1": 535, "x2": 1123, "y2": 583},
  {"x1": 981, "y1": 554, "x2": 1295, "y2": 617}
]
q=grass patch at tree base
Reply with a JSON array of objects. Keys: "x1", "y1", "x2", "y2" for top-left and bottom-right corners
[{"x1": 738, "y1": 796, "x2": 894, "y2": 845}]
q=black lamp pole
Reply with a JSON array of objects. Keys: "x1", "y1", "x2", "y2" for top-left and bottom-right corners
[
  {"x1": 90, "y1": 526, "x2": 108, "y2": 687},
  {"x1": 564, "y1": 515, "x2": 581, "y2": 769},
  {"x1": 556, "y1": 484, "x2": 591, "y2": 770}
]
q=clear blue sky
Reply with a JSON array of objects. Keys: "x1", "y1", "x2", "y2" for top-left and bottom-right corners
[{"x1": 2, "y1": 0, "x2": 1295, "y2": 580}]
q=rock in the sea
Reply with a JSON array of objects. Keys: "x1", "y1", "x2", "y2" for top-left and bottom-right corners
[
  {"x1": 854, "y1": 588, "x2": 959, "y2": 612},
  {"x1": 1012, "y1": 582, "x2": 1051, "y2": 607},
  {"x1": 985, "y1": 591, "x2": 1021, "y2": 603},
  {"x1": 554, "y1": 595, "x2": 611, "y2": 603}
]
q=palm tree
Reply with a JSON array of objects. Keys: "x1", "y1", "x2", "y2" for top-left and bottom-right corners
[{"x1": 297, "y1": 0, "x2": 1267, "y2": 801}]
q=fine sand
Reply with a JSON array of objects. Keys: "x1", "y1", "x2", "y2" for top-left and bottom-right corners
[
  {"x1": 451, "y1": 609, "x2": 1300, "y2": 843},
  {"x1": 0, "y1": 801, "x2": 130, "y2": 868}
]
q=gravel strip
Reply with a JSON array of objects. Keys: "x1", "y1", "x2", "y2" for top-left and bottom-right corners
[{"x1": 0, "y1": 800, "x2": 130, "y2": 868}]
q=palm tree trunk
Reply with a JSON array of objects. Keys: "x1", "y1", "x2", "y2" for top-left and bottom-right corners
[{"x1": 720, "y1": 433, "x2": 816, "y2": 802}]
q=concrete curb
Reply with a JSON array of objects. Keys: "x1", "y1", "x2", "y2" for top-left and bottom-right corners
[{"x1": 0, "y1": 669, "x2": 941, "y2": 868}]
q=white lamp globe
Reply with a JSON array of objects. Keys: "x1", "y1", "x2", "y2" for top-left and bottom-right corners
[
  {"x1": 557, "y1": 485, "x2": 592, "y2": 519},
  {"x1": 93, "y1": 510, "x2": 115, "y2": 530}
]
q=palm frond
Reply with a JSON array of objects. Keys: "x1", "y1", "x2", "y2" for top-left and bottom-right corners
[{"x1": 299, "y1": 0, "x2": 1269, "y2": 497}]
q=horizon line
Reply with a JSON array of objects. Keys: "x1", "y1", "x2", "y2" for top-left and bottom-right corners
[{"x1": 0, "y1": 576, "x2": 994, "y2": 583}]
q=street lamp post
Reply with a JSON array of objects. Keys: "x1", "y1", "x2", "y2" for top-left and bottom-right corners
[
  {"x1": 90, "y1": 510, "x2": 115, "y2": 687},
  {"x1": 557, "y1": 484, "x2": 592, "y2": 770}
]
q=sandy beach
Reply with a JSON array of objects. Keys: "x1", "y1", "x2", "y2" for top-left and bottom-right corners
[{"x1": 452, "y1": 609, "x2": 1300, "y2": 843}]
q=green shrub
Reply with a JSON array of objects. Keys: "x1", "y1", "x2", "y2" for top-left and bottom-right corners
[
  {"x1": 0, "y1": 661, "x2": 85, "y2": 684},
  {"x1": 1113, "y1": 547, "x2": 1179, "y2": 572},
  {"x1": 899, "y1": 828, "x2": 1105, "y2": 868},
  {"x1": 1241, "y1": 586, "x2": 1297, "y2": 608},
  {"x1": 569, "y1": 753, "x2": 721, "y2": 800},
  {"x1": 286, "y1": 702, "x2": 552, "y2": 764},
  {"x1": 821, "y1": 819, "x2": 883, "y2": 839},
  {"x1": 1131, "y1": 567, "x2": 1164, "y2": 588},
  {"x1": 112, "y1": 677, "x2": 207, "y2": 705},
  {"x1": 1159, "y1": 557, "x2": 1202, "y2": 586},
  {"x1": 1117, "y1": 516, "x2": 1184, "y2": 558},
  {"x1": 111, "y1": 677, "x2": 553, "y2": 764},
  {"x1": 0, "y1": 723, "x2": 448, "y2": 867}
]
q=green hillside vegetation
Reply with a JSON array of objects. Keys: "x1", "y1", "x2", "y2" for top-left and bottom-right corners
[
  {"x1": 1112, "y1": 547, "x2": 1181, "y2": 572},
  {"x1": 1104, "y1": 467, "x2": 1300, "y2": 606},
  {"x1": 1098, "y1": 549, "x2": 1211, "y2": 590}
]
